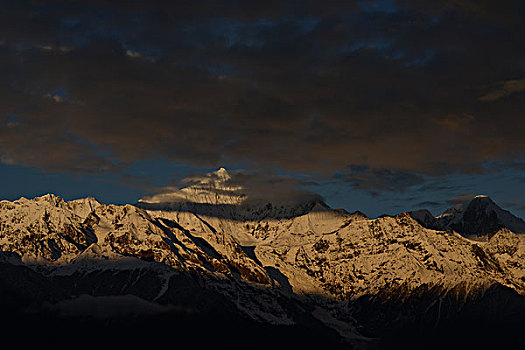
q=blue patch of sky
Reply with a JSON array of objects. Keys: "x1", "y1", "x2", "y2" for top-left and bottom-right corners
[
  {"x1": 339, "y1": 39, "x2": 437, "y2": 68},
  {"x1": 59, "y1": 14, "x2": 166, "y2": 63},
  {"x1": 206, "y1": 64, "x2": 237, "y2": 76},
  {"x1": 336, "y1": 35, "x2": 436, "y2": 68},
  {"x1": 57, "y1": 11, "x2": 119, "y2": 46},
  {"x1": 182, "y1": 16, "x2": 320, "y2": 49},
  {"x1": 60, "y1": 18, "x2": 81, "y2": 29},
  {"x1": 125, "y1": 158, "x2": 212, "y2": 186},
  {"x1": 0, "y1": 162, "x2": 138, "y2": 204},
  {"x1": 179, "y1": 55, "x2": 239, "y2": 76},
  {"x1": 51, "y1": 86, "x2": 67, "y2": 100},
  {"x1": 295, "y1": 17, "x2": 321, "y2": 33},
  {"x1": 180, "y1": 16, "x2": 320, "y2": 75},
  {"x1": 429, "y1": 16, "x2": 440, "y2": 25},
  {"x1": 0, "y1": 158, "x2": 212, "y2": 204},
  {"x1": 1, "y1": 156, "x2": 524, "y2": 220},
  {"x1": 357, "y1": 0, "x2": 399, "y2": 14},
  {"x1": 7, "y1": 112, "x2": 21, "y2": 127},
  {"x1": 338, "y1": 38, "x2": 393, "y2": 55},
  {"x1": 68, "y1": 133, "x2": 120, "y2": 170},
  {"x1": 402, "y1": 49, "x2": 435, "y2": 67},
  {"x1": 310, "y1": 163, "x2": 525, "y2": 219},
  {"x1": 58, "y1": 10, "x2": 141, "y2": 49}
]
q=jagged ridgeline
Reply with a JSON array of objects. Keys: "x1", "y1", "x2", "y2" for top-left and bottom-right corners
[{"x1": 2, "y1": 169, "x2": 525, "y2": 348}]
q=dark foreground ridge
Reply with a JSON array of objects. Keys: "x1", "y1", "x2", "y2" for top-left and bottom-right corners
[
  {"x1": 0, "y1": 257, "x2": 347, "y2": 349},
  {"x1": 3, "y1": 254, "x2": 525, "y2": 349}
]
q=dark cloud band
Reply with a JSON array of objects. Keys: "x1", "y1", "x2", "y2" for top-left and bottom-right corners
[{"x1": 0, "y1": 0, "x2": 523, "y2": 179}]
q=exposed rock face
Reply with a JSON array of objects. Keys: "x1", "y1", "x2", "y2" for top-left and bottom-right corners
[
  {"x1": 408, "y1": 209, "x2": 440, "y2": 230},
  {"x1": 410, "y1": 195, "x2": 525, "y2": 236},
  {"x1": 446, "y1": 196, "x2": 525, "y2": 235},
  {"x1": 2, "y1": 171, "x2": 525, "y2": 347}
]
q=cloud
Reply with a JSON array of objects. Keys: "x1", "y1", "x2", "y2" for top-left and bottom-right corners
[
  {"x1": 336, "y1": 166, "x2": 425, "y2": 192},
  {"x1": 446, "y1": 193, "x2": 476, "y2": 205},
  {"x1": 479, "y1": 79, "x2": 525, "y2": 102},
  {"x1": 416, "y1": 201, "x2": 442, "y2": 208},
  {"x1": 44, "y1": 93, "x2": 64, "y2": 103},
  {"x1": 125, "y1": 49, "x2": 142, "y2": 58},
  {"x1": 226, "y1": 170, "x2": 323, "y2": 204},
  {"x1": 502, "y1": 198, "x2": 525, "y2": 208},
  {"x1": 125, "y1": 49, "x2": 155, "y2": 62},
  {"x1": 38, "y1": 44, "x2": 71, "y2": 53},
  {"x1": 141, "y1": 168, "x2": 323, "y2": 205},
  {"x1": 0, "y1": 0, "x2": 523, "y2": 180}
]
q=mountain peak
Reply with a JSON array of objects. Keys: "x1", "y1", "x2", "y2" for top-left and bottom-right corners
[
  {"x1": 350, "y1": 210, "x2": 369, "y2": 219},
  {"x1": 138, "y1": 168, "x2": 326, "y2": 216},
  {"x1": 410, "y1": 194, "x2": 525, "y2": 236},
  {"x1": 214, "y1": 167, "x2": 230, "y2": 179},
  {"x1": 466, "y1": 195, "x2": 498, "y2": 210},
  {"x1": 470, "y1": 195, "x2": 496, "y2": 204},
  {"x1": 408, "y1": 209, "x2": 441, "y2": 230},
  {"x1": 34, "y1": 193, "x2": 64, "y2": 206},
  {"x1": 35, "y1": 193, "x2": 60, "y2": 200},
  {"x1": 138, "y1": 167, "x2": 244, "y2": 206}
]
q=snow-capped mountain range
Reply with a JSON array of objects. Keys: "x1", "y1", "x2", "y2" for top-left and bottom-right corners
[{"x1": 2, "y1": 168, "x2": 525, "y2": 348}]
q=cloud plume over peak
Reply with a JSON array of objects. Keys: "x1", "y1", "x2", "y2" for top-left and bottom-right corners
[{"x1": 140, "y1": 168, "x2": 323, "y2": 206}]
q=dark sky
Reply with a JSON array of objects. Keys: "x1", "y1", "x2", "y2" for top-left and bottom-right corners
[{"x1": 1, "y1": 0, "x2": 524, "y2": 217}]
